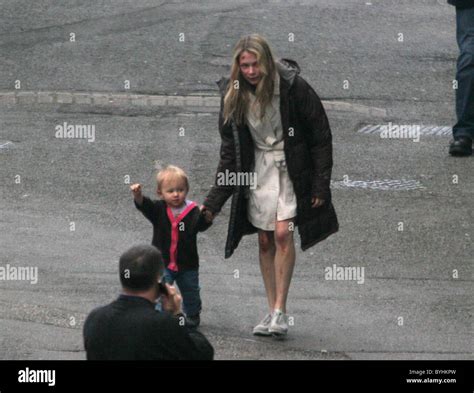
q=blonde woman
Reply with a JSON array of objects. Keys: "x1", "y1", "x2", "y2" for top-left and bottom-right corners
[{"x1": 202, "y1": 34, "x2": 338, "y2": 338}]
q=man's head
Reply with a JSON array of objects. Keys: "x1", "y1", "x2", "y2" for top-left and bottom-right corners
[{"x1": 119, "y1": 245, "x2": 164, "y2": 292}]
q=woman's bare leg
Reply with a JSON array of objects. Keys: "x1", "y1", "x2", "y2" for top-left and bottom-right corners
[
  {"x1": 258, "y1": 230, "x2": 276, "y2": 312},
  {"x1": 273, "y1": 218, "x2": 296, "y2": 313}
]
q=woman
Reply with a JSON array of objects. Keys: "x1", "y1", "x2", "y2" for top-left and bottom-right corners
[{"x1": 201, "y1": 34, "x2": 338, "y2": 338}]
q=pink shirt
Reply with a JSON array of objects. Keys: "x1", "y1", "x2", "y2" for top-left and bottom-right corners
[{"x1": 166, "y1": 200, "x2": 197, "y2": 272}]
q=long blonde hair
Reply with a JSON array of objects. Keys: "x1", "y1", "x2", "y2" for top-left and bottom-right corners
[{"x1": 223, "y1": 34, "x2": 277, "y2": 126}]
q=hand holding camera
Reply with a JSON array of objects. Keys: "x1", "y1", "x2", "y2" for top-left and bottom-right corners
[{"x1": 159, "y1": 282, "x2": 183, "y2": 316}]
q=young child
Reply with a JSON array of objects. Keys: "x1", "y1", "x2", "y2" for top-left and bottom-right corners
[{"x1": 130, "y1": 165, "x2": 212, "y2": 327}]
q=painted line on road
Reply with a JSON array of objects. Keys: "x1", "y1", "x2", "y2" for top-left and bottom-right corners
[
  {"x1": 0, "y1": 141, "x2": 14, "y2": 150},
  {"x1": 0, "y1": 90, "x2": 387, "y2": 117}
]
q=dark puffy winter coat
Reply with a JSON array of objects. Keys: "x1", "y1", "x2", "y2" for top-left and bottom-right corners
[
  {"x1": 447, "y1": 0, "x2": 474, "y2": 8},
  {"x1": 203, "y1": 58, "x2": 339, "y2": 259}
]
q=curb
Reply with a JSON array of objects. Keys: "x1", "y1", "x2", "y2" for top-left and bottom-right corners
[{"x1": 0, "y1": 90, "x2": 387, "y2": 117}]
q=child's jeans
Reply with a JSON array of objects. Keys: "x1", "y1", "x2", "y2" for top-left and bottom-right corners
[{"x1": 156, "y1": 267, "x2": 202, "y2": 317}]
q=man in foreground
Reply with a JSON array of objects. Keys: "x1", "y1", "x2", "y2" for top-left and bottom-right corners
[{"x1": 83, "y1": 244, "x2": 214, "y2": 360}]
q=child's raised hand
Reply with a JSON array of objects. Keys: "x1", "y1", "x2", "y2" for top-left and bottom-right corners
[
  {"x1": 130, "y1": 183, "x2": 142, "y2": 195},
  {"x1": 130, "y1": 183, "x2": 144, "y2": 205}
]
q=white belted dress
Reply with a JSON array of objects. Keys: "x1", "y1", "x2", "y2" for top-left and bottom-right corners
[{"x1": 246, "y1": 71, "x2": 297, "y2": 231}]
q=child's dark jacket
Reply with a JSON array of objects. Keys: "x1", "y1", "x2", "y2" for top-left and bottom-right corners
[{"x1": 135, "y1": 197, "x2": 212, "y2": 270}]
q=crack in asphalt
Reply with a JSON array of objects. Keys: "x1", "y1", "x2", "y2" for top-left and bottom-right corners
[{"x1": 0, "y1": 3, "x2": 170, "y2": 36}]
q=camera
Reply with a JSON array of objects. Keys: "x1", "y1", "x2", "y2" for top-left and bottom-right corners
[{"x1": 158, "y1": 282, "x2": 169, "y2": 296}]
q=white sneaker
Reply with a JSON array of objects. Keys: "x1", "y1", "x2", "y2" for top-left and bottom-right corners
[
  {"x1": 268, "y1": 309, "x2": 288, "y2": 338},
  {"x1": 252, "y1": 313, "x2": 273, "y2": 336}
]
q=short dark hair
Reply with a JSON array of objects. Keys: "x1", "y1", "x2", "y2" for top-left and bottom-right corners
[{"x1": 119, "y1": 245, "x2": 164, "y2": 291}]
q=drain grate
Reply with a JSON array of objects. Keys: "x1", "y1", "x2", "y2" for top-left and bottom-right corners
[
  {"x1": 331, "y1": 179, "x2": 425, "y2": 191},
  {"x1": 358, "y1": 124, "x2": 452, "y2": 136}
]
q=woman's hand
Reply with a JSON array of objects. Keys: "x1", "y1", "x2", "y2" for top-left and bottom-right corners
[
  {"x1": 311, "y1": 197, "x2": 325, "y2": 208},
  {"x1": 160, "y1": 283, "x2": 183, "y2": 316},
  {"x1": 200, "y1": 205, "x2": 216, "y2": 223}
]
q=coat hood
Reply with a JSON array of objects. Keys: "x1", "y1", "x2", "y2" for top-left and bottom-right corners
[
  {"x1": 216, "y1": 58, "x2": 301, "y2": 95},
  {"x1": 276, "y1": 58, "x2": 301, "y2": 86}
]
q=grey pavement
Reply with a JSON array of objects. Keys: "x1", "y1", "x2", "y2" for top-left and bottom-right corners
[{"x1": 0, "y1": 0, "x2": 472, "y2": 360}]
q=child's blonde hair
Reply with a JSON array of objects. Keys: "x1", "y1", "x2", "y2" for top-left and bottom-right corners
[{"x1": 156, "y1": 165, "x2": 189, "y2": 193}]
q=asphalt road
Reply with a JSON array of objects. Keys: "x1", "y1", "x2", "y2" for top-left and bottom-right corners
[{"x1": 0, "y1": 0, "x2": 472, "y2": 360}]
